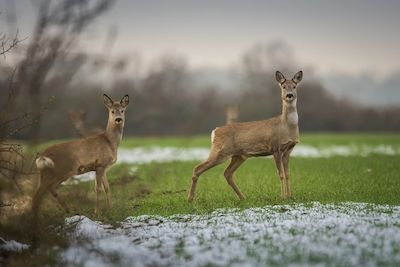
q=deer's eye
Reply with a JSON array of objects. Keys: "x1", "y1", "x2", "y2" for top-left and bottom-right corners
[
  {"x1": 283, "y1": 86, "x2": 286, "y2": 89},
  {"x1": 121, "y1": 110, "x2": 124, "y2": 113},
  {"x1": 112, "y1": 111, "x2": 115, "y2": 114}
]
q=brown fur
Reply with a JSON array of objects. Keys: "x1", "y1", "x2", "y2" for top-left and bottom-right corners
[
  {"x1": 68, "y1": 110, "x2": 102, "y2": 137},
  {"x1": 188, "y1": 71, "x2": 303, "y2": 202},
  {"x1": 32, "y1": 94, "x2": 129, "y2": 220},
  {"x1": 225, "y1": 105, "x2": 239, "y2": 125}
]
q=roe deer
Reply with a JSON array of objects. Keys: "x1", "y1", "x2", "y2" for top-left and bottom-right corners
[
  {"x1": 68, "y1": 109, "x2": 102, "y2": 137},
  {"x1": 33, "y1": 94, "x2": 129, "y2": 219},
  {"x1": 188, "y1": 71, "x2": 303, "y2": 202},
  {"x1": 225, "y1": 105, "x2": 239, "y2": 125}
]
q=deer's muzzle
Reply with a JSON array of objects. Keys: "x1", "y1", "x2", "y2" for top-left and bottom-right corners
[{"x1": 286, "y1": 93, "x2": 295, "y2": 101}]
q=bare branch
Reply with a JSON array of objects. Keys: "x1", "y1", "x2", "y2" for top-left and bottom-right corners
[
  {"x1": 0, "y1": 96, "x2": 55, "y2": 139},
  {"x1": 0, "y1": 30, "x2": 25, "y2": 57},
  {"x1": 0, "y1": 202, "x2": 12, "y2": 208}
]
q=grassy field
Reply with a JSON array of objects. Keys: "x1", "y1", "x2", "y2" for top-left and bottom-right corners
[
  {"x1": 2, "y1": 133, "x2": 400, "y2": 266},
  {"x1": 39, "y1": 133, "x2": 400, "y2": 223},
  {"x1": 120, "y1": 132, "x2": 400, "y2": 148}
]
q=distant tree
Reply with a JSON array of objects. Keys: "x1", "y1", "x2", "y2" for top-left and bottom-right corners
[
  {"x1": 131, "y1": 55, "x2": 194, "y2": 135},
  {"x1": 13, "y1": 0, "x2": 114, "y2": 142},
  {"x1": 0, "y1": 25, "x2": 29, "y2": 205},
  {"x1": 239, "y1": 42, "x2": 299, "y2": 121}
]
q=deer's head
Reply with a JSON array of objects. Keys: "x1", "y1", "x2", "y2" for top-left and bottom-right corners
[
  {"x1": 225, "y1": 105, "x2": 239, "y2": 118},
  {"x1": 103, "y1": 94, "x2": 129, "y2": 128},
  {"x1": 68, "y1": 109, "x2": 86, "y2": 131},
  {"x1": 276, "y1": 71, "x2": 303, "y2": 104}
]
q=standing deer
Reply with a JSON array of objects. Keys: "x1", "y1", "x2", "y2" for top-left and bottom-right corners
[
  {"x1": 225, "y1": 105, "x2": 240, "y2": 125},
  {"x1": 68, "y1": 109, "x2": 102, "y2": 137},
  {"x1": 33, "y1": 94, "x2": 129, "y2": 219},
  {"x1": 188, "y1": 71, "x2": 303, "y2": 202}
]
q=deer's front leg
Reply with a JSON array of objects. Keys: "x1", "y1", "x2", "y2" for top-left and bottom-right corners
[
  {"x1": 282, "y1": 149, "x2": 293, "y2": 198},
  {"x1": 95, "y1": 167, "x2": 105, "y2": 215},
  {"x1": 102, "y1": 171, "x2": 112, "y2": 209},
  {"x1": 283, "y1": 145, "x2": 295, "y2": 198},
  {"x1": 273, "y1": 152, "x2": 288, "y2": 198}
]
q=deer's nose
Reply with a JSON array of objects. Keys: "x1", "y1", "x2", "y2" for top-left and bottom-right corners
[
  {"x1": 286, "y1": 93, "x2": 294, "y2": 99},
  {"x1": 115, "y1": 118, "x2": 123, "y2": 123}
]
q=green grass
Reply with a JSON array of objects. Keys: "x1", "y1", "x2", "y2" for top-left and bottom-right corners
[
  {"x1": 71, "y1": 155, "x2": 399, "y2": 223},
  {"x1": 119, "y1": 132, "x2": 400, "y2": 148},
  {"x1": 2, "y1": 133, "x2": 400, "y2": 266},
  {"x1": 32, "y1": 132, "x2": 400, "y2": 149},
  {"x1": 6, "y1": 133, "x2": 400, "y2": 223},
  {"x1": 38, "y1": 133, "x2": 400, "y2": 224}
]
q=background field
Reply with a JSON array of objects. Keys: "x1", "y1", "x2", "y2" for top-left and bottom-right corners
[
  {"x1": 35, "y1": 133, "x2": 400, "y2": 223},
  {"x1": 2, "y1": 1, "x2": 400, "y2": 265},
  {"x1": 2, "y1": 133, "x2": 400, "y2": 266}
]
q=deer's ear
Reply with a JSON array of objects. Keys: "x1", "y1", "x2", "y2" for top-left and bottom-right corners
[
  {"x1": 79, "y1": 109, "x2": 86, "y2": 117},
  {"x1": 275, "y1": 71, "x2": 286, "y2": 84},
  {"x1": 292, "y1": 70, "x2": 303, "y2": 84},
  {"x1": 120, "y1": 94, "x2": 129, "y2": 108},
  {"x1": 103, "y1": 94, "x2": 113, "y2": 108}
]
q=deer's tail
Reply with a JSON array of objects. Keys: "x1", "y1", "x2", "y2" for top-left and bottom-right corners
[{"x1": 35, "y1": 156, "x2": 55, "y2": 170}]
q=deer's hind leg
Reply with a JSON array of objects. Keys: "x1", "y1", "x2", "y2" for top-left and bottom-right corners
[
  {"x1": 224, "y1": 155, "x2": 246, "y2": 200},
  {"x1": 49, "y1": 187, "x2": 71, "y2": 213},
  {"x1": 32, "y1": 179, "x2": 50, "y2": 223},
  {"x1": 32, "y1": 170, "x2": 57, "y2": 224},
  {"x1": 188, "y1": 149, "x2": 228, "y2": 203}
]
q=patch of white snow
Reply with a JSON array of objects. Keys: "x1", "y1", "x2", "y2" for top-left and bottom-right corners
[{"x1": 62, "y1": 202, "x2": 400, "y2": 267}]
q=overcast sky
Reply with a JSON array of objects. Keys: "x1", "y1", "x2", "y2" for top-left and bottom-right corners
[{"x1": 2, "y1": 0, "x2": 400, "y2": 78}]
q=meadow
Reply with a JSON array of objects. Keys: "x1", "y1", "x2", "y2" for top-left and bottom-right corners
[
  {"x1": 2, "y1": 133, "x2": 400, "y2": 266},
  {"x1": 41, "y1": 133, "x2": 400, "y2": 221}
]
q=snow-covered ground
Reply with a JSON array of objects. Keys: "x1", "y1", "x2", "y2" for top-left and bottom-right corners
[
  {"x1": 0, "y1": 237, "x2": 29, "y2": 254},
  {"x1": 118, "y1": 144, "x2": 399, "y2": 163},
  {"x1": 62, "y1": 202, "x2": 400, "y2": 267},
  {"x1": 73, "y1": 144, "x2": 400, "y2": 182}
]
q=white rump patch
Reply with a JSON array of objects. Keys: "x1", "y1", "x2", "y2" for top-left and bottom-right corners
[
  {"x1": 35, "y1": 156, "x2": 55, "y2": 169},
  {"x1": 211, "y1": 129, "x2": 216, "y2": 143}
]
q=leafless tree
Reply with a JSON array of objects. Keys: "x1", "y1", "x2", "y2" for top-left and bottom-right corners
[
  {"x1": 0, "y1": 31, "x2": 23, "y2": 58},
  {"x1": 0, "y1": 0, "x2": 114, "y2": 206},
  {"x1": 14, "y1": 0, "x2": 114, "y2": 142},
  {"x1": 0, "y1": 25, "x2": 27, "y2": 206}
]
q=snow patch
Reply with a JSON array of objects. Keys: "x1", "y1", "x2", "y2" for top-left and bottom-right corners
[
  {"x1": 72, "y1": 144, "x2": 400, "y2": 182},
  {"x1": 62, "y1": 202, "x2": 400, "y2": 267},
  {"x1": 116, "y1": 144, "x2": 399, "y2": 165},
  {"x1": 292, "y1": 144, "x2": 398, "y2": 157},
  {"x1": 0, "y1": 237, "x2": 29, "y2": 253}
]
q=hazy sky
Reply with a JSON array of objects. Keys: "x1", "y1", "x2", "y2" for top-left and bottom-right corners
[{"x1": 2, "y1": 0, "x2": 400, "y2": 78}]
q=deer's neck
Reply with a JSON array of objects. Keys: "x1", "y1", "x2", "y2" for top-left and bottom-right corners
[
  {"x1": 281, "y1": 99, "x2": 298, "y2": 127},
  {"x1": 76, "y1": 125, "x2": 87, "y2": 137},
  {"x1": 105, "y1": 122, "x2": 124, "y2": 149}
]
